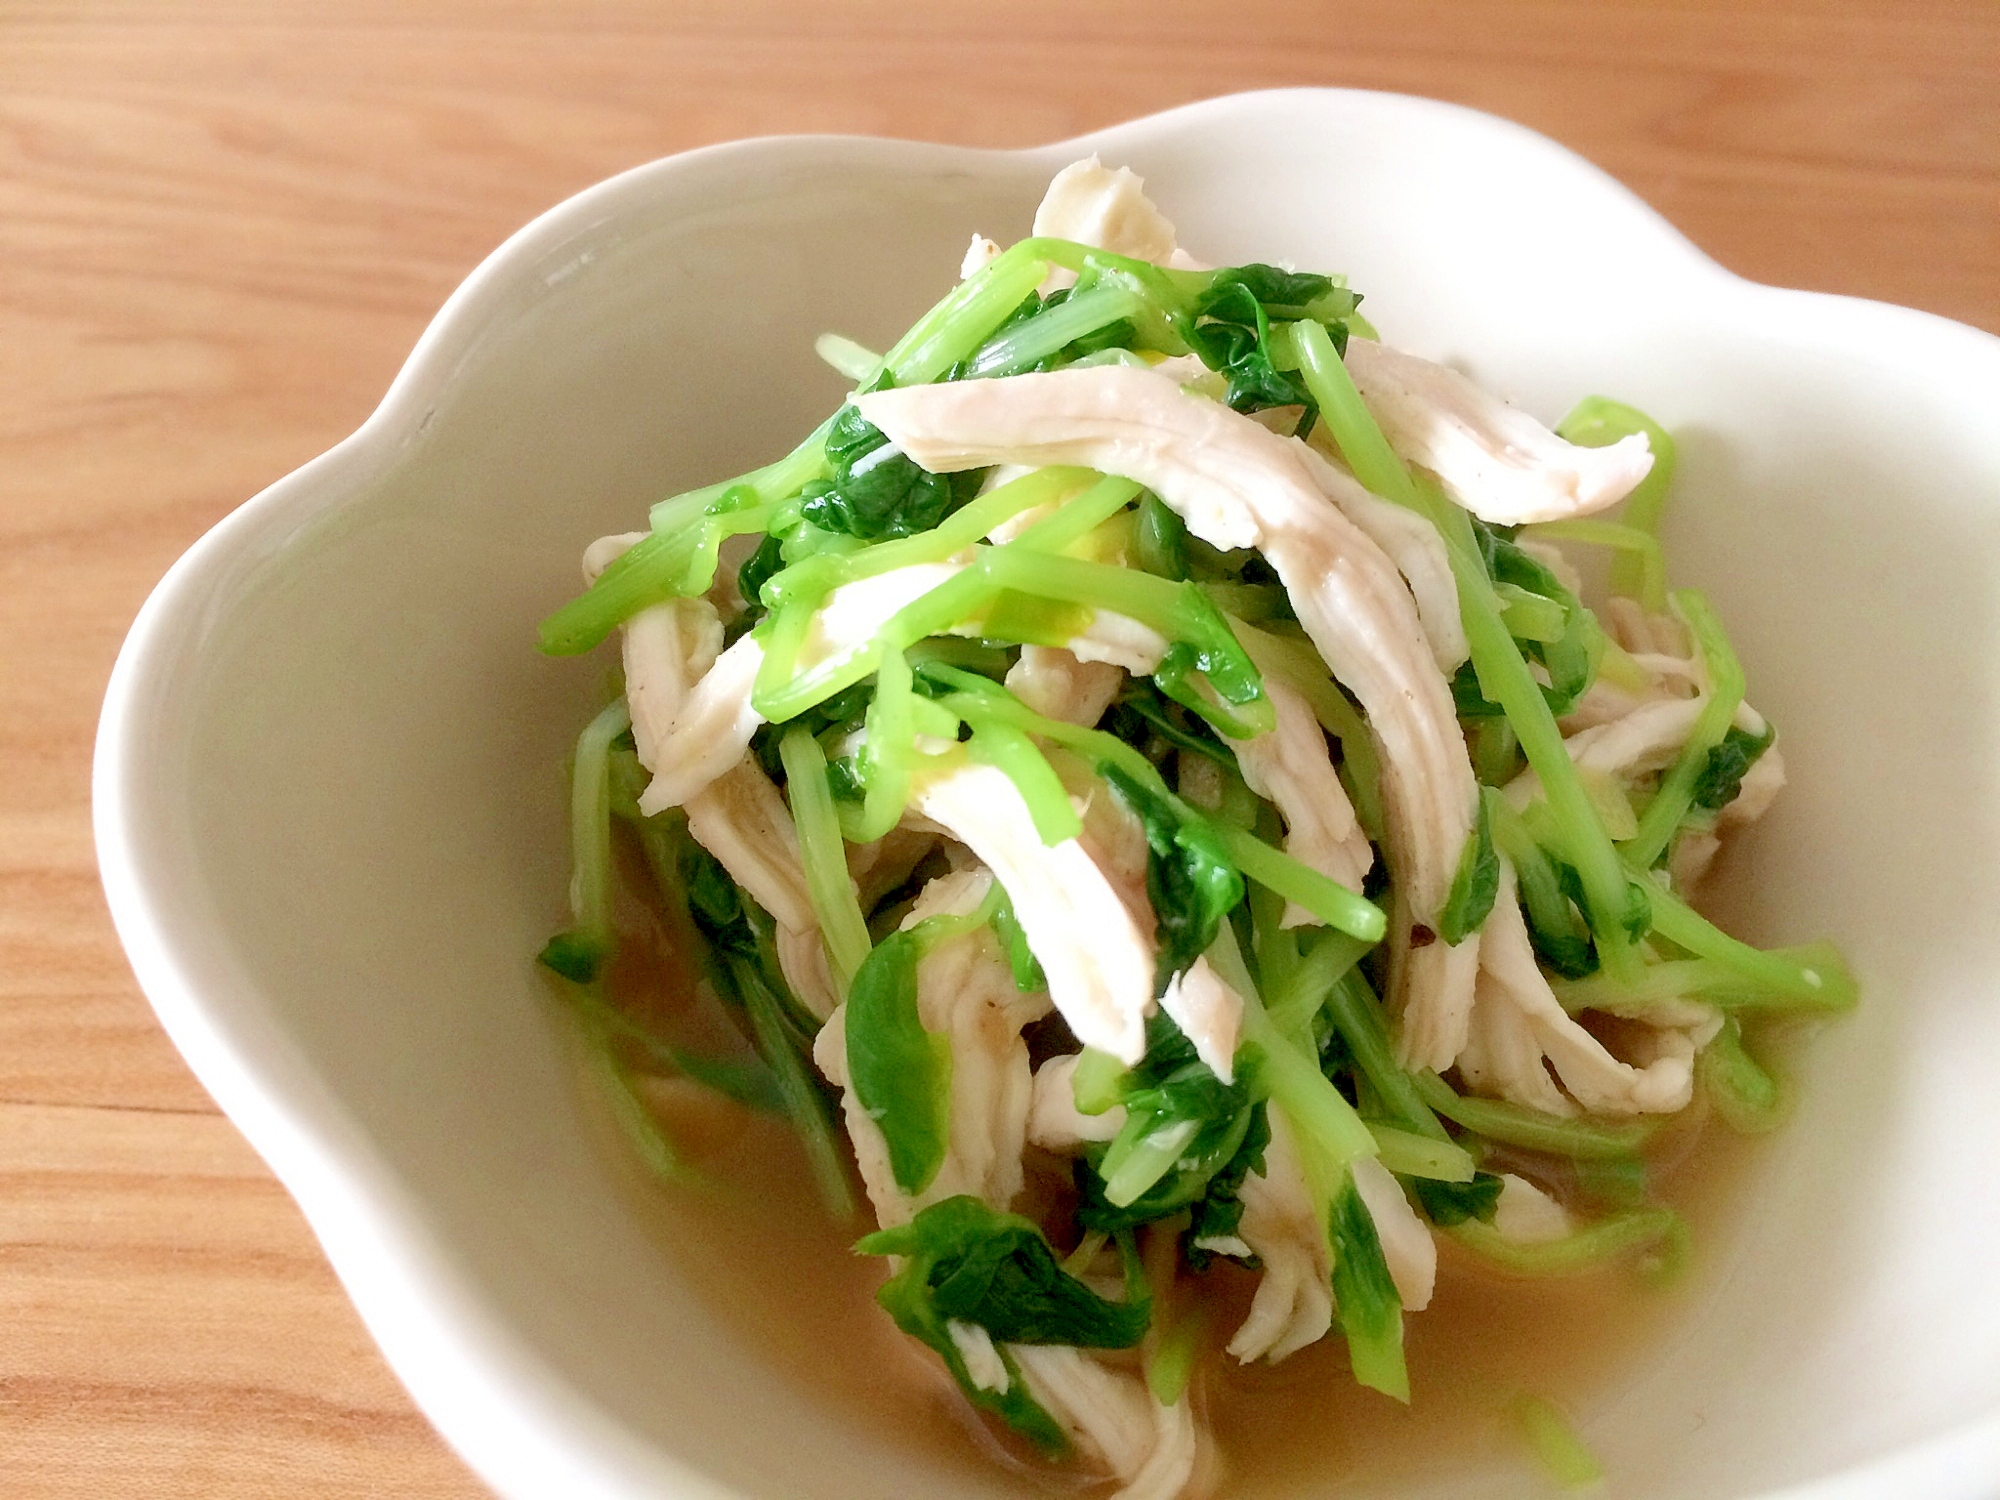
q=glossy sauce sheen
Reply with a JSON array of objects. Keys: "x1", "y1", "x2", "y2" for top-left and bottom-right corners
[{"x1": 602, "y1": 928, "x2": 1765, "y2": 1498}]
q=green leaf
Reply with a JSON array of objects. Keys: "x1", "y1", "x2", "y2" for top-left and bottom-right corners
[
  {"x1": 1437, "y1": 790, "x2": 1500, "y2": 945},
  {"x1": 1210, "y1": 263, "x2": 1340, "y2": 312},
  {"x1": 536, "y1": 929, "x2": 609, "y2": 984},
  {"x1": 1410, "y1": 1171, "x2": 1504, "y2": 1227},
  {"x1": 800, "y1": 403, "x2": 986, "y2": 542},
  {"x1": 858, "y1": 1196, "x2": 1151, "y2": 1348},
  {"x1": 1691, "y1": 720, "x2": 1777, "y2": 813},
  {"x1": 868, "y1": 1241, "x2": 1071, "y2": 1456},
  {"x1": 1183, "y1": 1101, "x2": 1272, "y2": 1267},
  {"x1": 735, "y1": 530, "x2": 787, "y2": 611},
  {"x1": 844, "y1": 929, "x2": 954, "y2": 1195},
  {"x1": 1329, "y1": 1170, "x2": 1407, "y2": 1400},
  {"x1": 1186, "y1": 284, "x2": 1312, "y2": 414},
  {"x1": 987, "y1": 887, "x2": 1047, "y2": 992},
  {"x1": 1074, "y1": 1014, "x2": 1266, "y2": 1232},
  {"x1": 1101, "y1": 675, "x2": 1240, "y2": 773},
  {"x1": 1100, "y1": 763, "x2": 1245, "y2": 993}
]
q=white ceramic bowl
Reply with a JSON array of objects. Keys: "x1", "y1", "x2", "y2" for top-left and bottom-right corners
[{"x1": 95, "y1": 89, "x2": 2000, "y2": 1500}]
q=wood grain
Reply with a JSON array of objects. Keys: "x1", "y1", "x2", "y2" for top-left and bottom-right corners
[{"x1": 2, "y1": 3, "x2": 1993, "y2": 1494}]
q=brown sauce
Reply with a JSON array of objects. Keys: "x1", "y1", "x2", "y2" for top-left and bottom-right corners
[
  {"x1": 585, "y1": 844, "x2": 1780, "y2": 1495},
  {"x1": 590, "y1": 1028, "x2": 1767, "y2": 1496}
]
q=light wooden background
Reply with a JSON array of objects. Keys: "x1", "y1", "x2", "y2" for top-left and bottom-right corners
[{"x1": 3, "y1": 2, "x2": 1995, "y2": 1495}]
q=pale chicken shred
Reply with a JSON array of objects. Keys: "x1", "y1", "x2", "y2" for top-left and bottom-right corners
[
  {"x1": 1228, "y1": 1113, "x2": 1333, "y2": 1363},
  {"x1": 853, "y1": 364, "x2": 1483, "y2": 1074},
  {"x1": 1463, "y1": 863, "x2": 1718, "y2": 1116},
  {"x1": 812, "y1": 869, "x2": 1046, "y2": 1223},
  {"x1": 910, "y1": 760, "x2": 1157, "y2": 1065},
  {"x1": 811, "y1": 869, "x2": 1201, "y2": 1499},
  {"x1": 1342, "y1": 336, "x2": 1655, "y2": 524},
  {"x1": 630, "y1": 557, "x2": 1168, "y2": 815},
  {"x1": 1231, "y1": 662, "x2": 1374, "y2": 913}
]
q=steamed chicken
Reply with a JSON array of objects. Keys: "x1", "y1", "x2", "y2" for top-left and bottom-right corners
[{"x1": 535, "y1": 161, "x2": 1853, "y2": 1497}]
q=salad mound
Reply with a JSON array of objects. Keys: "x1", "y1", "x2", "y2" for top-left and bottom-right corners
[{"x1": 536, "y1": 160, "x2": 1854, "y2": 1497}]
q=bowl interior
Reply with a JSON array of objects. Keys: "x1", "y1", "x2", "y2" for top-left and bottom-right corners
[{"x1": 107, "y1": 91, "x2": 2000, "y2": 1500}]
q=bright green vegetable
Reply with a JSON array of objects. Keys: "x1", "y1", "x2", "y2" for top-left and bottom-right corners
[
  {"x1": 1551, "y1": 941, "x2": 1855, "y2": 1015},
  {"x1": 1330, "y1": 1168, "x2": 1408, "y2": 1400},
  {"x1": 536, "y1": 696, "x2": 632, "y2": 983},
  {"x1": 1370, "y1": 1125, "x2": 1476, "y2": 1183},
  {"x1": 1145, "y1": 1302, "x2": 1207, "y2": 1407},
  {"x1": 777, "y1": 727, "x2": 873, "y2": 989},
  {"x1": 1516, "y1": 1394, "x2": 1605, "y2": 1489},
  {"x1": 1699, "y1": 1016, "x2": 1789, "y2": 1133},
  {"x1": 1213, "y1": 822, "x2": 1385, "y2": 943},
  {"x1": 735, "y1": 948, "x2": 856, "y2": 1218},
  {"x1": 858, "y1": 1191, "x2": 1151, "y2": 1348},
  {"x1": 1556, "y1": 395, "x2": 1676, "y2": 610},
  {"x1": 1447, "y1": 1206, "x2": 1681, "y2": 1275},
  {"x1": 1073, "y1": 1010, "x2": 1268, "y2": 1229},
  {"x1": 1622, "y1": 590, "x2": 1746, "y2": 868},
  {"x1": 1638, "y1": 877, "x2": 1858, "y2": 1009},
  {"x1": 869, "y1": 1194, "x2": 1164, "y2": 1348},
  {"x1": 1412, "y1": 1071, "x2": 1654, "y2": 1162},
  {"x1": 1317, "y1": 960, "x2": 1448, "y2": 1141},
  {"x1": 1290, "y1": 333, "x2": 1642, "y2": 982},
  {"x1": 843, "y1": 927, "x2": 954, "y2": 1195}
]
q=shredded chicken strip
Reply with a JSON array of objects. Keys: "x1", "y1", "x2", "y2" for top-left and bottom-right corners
[
  {"x1": 1011, "y1": 1344, "x2": 1198, "y2": 1500},
  {"x1": 853, "y1": 365, "x2": 1481, "y2": 1075},
  {"x1": 813, "y1": 869, "x2": 1047, "y2": 1224},
  {"x1": 1343, "y1": 337, "x2": 1654, "y2": 524},
  {"x1": 615, "y1": 595, "x2": 840, "y2": 1017},
  {"x1": 1296, "y1": 440, "x2": 1467, "y2": 671},
  {"x1": 910, "y1": 760, "x2": 1155, "y2": 1065},
  {"x1": 1469, "y1": 863, "x2": 1711, "y2": 1115},
  {"x1": 1456, "y1": 957, "x2": 1577, "y2": 1117},
  {"x1": 1492, "y1": 1173, "x2": 1574, "y2": 1243},
  {"x1": 681, "y1": 758, "x2": 841, "y2": 1022},
  {"x1": 1231, "y1": 663, "x2": 1373, "y2": 916},
  {"x1": 632, "y1": 556, "x2": 1165, "y2": 813},
  {"x1": 633, "y1": 632, "x2": 765, "y2": 814},
  {"x1": 1027, "y1": 1053, "x2": 1126, "y2": 1151},
  {"x1": 1034, "y1": 157, "x2": 1182, "y2": 270},
  {"x1": 1229, "y1": 1113, "x2": 1334, "y2": 1364},
  {"x1": 1351, "y1": 1155, "x2": 1437, "y2": 1312},
  {"x1": 1006, "y1": 644, "x2": 1125, "y2": 726}
]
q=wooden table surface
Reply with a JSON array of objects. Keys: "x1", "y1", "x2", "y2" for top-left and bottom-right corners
[{"x1": 4, "y1": 2, "x2": 1995, "y2": 1494}]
